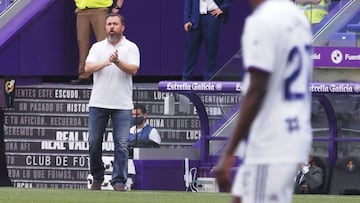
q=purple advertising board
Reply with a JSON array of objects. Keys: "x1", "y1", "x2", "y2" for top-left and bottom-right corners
[{"x1": 313, "y1": 47, "x2": 360, "y2": 68}]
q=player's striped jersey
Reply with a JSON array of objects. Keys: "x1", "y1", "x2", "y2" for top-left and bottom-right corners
[{"x1": 241, "y1": 0, "x2": 313, "y2": 164}]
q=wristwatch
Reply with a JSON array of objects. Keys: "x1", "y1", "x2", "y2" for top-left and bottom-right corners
[
  {"x1": 114, "y1": 59, "x2": 120, "y2": 64},
  {"x1": 114, "y1": 5, "x2": 121, "y2": 9}
]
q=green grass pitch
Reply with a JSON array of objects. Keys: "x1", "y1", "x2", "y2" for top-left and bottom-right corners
[{"x1": 1, "y1": 188, "x2": 360, "y2": 203}]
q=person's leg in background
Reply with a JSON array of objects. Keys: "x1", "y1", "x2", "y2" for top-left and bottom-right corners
[
  {"x1": 183, "y1": 25, "x2": 203, "y2": 81},
  {"x1": 90, "y1": 8, "x2": 108, "y2": 42},
  {"x1": 72, "y1": 9, "x2": 92, "y2": 84},
  {"x1": 202, "y1": 14, "x2": 220, "y2": 81}
]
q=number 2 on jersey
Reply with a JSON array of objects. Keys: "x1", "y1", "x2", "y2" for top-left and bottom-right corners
[{"x1": 284, "y1": 45, "x2": 312, "y2": 101}]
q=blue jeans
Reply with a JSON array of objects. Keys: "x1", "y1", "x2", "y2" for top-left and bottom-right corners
[{"x1": 88, "y1": 107, "x2": 131, "y2": 186}]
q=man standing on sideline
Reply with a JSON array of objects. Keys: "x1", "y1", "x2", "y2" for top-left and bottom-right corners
[
  {"x1": 183, "y1": 0, "x2": 233, "y2": 81},
  {"x1": 215, "y1": 0, "x2": 313, "y2": 202},
  {"x1": 72, "y1": 0, "x2": 124, "y2": 85},
  {"x1": 85, "y1": 13, "x2": 140, "y2": 191}
]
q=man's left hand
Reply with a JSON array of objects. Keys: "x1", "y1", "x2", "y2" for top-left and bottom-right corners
[{"x1": 210, "y1": 8, "x2": 223, "y2": 17}]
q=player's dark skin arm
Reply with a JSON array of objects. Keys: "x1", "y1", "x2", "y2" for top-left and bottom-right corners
[{"x1": 214, "y1": 68, "x2": 270, "y2": 198}]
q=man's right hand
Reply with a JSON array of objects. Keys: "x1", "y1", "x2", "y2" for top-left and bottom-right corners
[
  {"x1": 184, "y1": 22, "x2": 192, "y2": 32},
  {"x1": 301, "y1": 165, "x2": 310, "y2": 174}
]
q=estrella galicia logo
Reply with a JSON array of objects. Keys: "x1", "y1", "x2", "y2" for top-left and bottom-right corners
[
  {"x1": 331, "y1": 49, "x2": 343, "y2": 64},
  {"x1": 215, "y1": 83, "x2": 222, "y2": 91}
]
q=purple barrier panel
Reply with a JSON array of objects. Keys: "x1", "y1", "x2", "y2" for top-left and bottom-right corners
[
  {"x1": 0, "y1": 0, "x2": 55, "y2": 47},
  {"x1": 159, "y1": 81, "x2": 360, "y2": 94},
  {"x1": 313, "y1": 47, "x2": 360, "y2": 68},
  {"x1": 158, "y1": 81, "x2": 360, "y2": 94},
  {"x1": 0, "y1": 40, "x2": 20, "y2": 75},
  {"x1": 158, "y1": 81, "x2": 242, "y2": 93},
  {"x1": 158, "y1": 81, "x2": 360, "y2": 167},
  {"x1": 1, "y1": 0, "x2": 251, "y2": 78},
  {"x1": 0, "y1": 79, "x2": 4, "y2": 107},
  {"x1": 121, "y1": 0, "x2": 162, "y2": 76},
  {"x1": 20, "y1": 0, "x2": 76, "y2": 75},
  {"x1": 133, "y1": 159, "x2": 200, "y2": 191},
  {"x1": 311, "y1": 82, "x2": 360, "y2": 94},
  {"x1": 0, "y1": 0, "x2": 76, "y2": 77}
]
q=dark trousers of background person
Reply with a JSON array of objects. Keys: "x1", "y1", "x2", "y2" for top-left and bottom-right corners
[
  {"x1": 0, "y1": 110, "x2": 12, "y2": 186},
  {"x1": 183, "y1": 14, "x2": 221, "y2": 81},
  {"x1": 76, "y1": 8, "x2": 108, "y2": 80}
]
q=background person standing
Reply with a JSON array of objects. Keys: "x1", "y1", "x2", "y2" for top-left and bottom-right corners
[
  {"x1": 183, "y1": 0, "x2": 233, "y2": 81},
  {"x1": 295, "y1": 0, "x2": 330, "y2": 27},
  {"x1": 85, "y1": 13, "x2": 140, "y2": 191},
  {"x1": 72, "y1": 0, "x2": 124, "y2": 85}
]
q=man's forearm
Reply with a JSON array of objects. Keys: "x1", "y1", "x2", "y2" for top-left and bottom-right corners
[{"x1": 85, "y1": 61, "x2": 109, "y2": 74}]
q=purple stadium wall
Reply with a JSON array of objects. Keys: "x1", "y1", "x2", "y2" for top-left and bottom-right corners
[{"x1": 0, "y1": 0, "x2": 251, "y2": 82}]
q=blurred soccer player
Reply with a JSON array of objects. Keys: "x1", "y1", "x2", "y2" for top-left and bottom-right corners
[{"x1": 215, "y1": 0, "x2": 313, "y2": 203}]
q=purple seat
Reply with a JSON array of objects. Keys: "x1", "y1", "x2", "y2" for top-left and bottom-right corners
[
  {"x1": 347, "y1": 24, "x2": 360, "y2": 33},
  {"x1": 328, "y1": 32, "x2": 357, "y2": 47}
]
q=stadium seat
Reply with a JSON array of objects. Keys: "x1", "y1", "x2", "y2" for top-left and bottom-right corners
[
  {"x1": 311, "y1": 156, "x2": 332, "y2": 194},
  {"x1": 328, "y1": 33, "x2": 357, "y2": 47},
  {"x1": 347, "y1": 24, "x2": 360, "y2": 33},
  {"x1": 329, "y1": 156, "x2": 360, "y2": 195}
]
